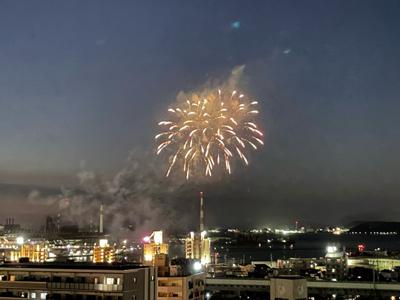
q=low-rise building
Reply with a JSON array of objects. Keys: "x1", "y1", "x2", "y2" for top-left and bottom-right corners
[
  {"x1": 157, "y1": 272, "x2": 205, "y2": 300},
  {"x1": 347, "y1": 256, "x2": 400, "y2": 271},
  {"x1": 153, "y1": 254, "x2": 205, "y2": 300},
  {"x1": 325, "y1": 246, "x2": 347, "y2": 281},
  {"x1": 92, "y1": 239, "x2": 116, "y2": 263},
  {"x1": 0, "y1": 263, "x2": 157, "y2": 300},
  {"x1": 143, "y1": 231, "x2": 169, "y2": 265}
]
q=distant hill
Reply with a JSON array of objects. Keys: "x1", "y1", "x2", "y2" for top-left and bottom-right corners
[{"x1": 349, "y1": 222, "x2": 400, "y2": 234}]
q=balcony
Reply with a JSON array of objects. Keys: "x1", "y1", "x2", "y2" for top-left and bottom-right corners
[
  {"x1": 95, "y1": 284, "x2": 122, "y2": 292},
  {"x1": 46, "y1": 283, "x2": 122, "y2": 292},
  {"x1": 0, "y1": 281, "x2": 47, "y2": 289},
  {"x1": 0, "y1": 297, "x2": 34, "y2": 300}
]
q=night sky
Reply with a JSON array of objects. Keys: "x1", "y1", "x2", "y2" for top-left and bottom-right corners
[{"x1": 0, "y1": 1, "x2": 399, "y2": 230}]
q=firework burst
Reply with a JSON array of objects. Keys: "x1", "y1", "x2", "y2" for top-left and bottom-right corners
[{"x1": 156, "y1": 89, "x2": 264, "y2": 179}]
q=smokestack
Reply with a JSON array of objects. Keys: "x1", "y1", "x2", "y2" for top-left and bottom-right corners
[
  {"x1": 200, "y1": 192, "x2": 204, "y2": 232},
  {"x1": 56, "y1": 213, "x2": 61, "y2": 232},
  {"x1": 99, "y1": 203, "x2": 104, "y2": 234}
]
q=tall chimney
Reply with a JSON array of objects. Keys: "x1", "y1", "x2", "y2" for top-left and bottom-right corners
[
  {"x1": 200, "y1": 192, "x2": 204, "y2": 232},
  {"x1": 99, "y1": 203, "x2": 104, "y2": 234},
  {"x1": 56, "y1": 213, "x2": 61, "y2": 232}
]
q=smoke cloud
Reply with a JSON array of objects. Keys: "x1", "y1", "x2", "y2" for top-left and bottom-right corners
[
  {"x1": 176, "y1": 65, "x2": 246, "y2": 104},
  {"x1": 28, "y1": 66, "x2": 249, "y2": 238},
  {"x1": 53, "y1": 150, "x2": 197, "y2": 239}
]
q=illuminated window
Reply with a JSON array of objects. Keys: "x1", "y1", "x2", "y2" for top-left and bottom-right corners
[
  {"x1": 40, "y1": 293, "x2": 47, "y2": 300},
  {"x1": 31, "y1": 293, "x2": 36, "y2": 299},
  {"x1": 105, "y1": 277, "x2": 115, "y2": 285}
]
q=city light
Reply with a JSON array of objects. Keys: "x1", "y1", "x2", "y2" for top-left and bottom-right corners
[
  {"x1": 16, "y1": 236, "x2": 24, "y2": 245},
  {"x1": 193, "y1": 261, "x2": 202, "y2": 272},
  {"x1": 99, "y1": 239, "x2": 108, "y2": 248},
  {"x1": 153, "y1": 231, "x2": 163, "y2": 245},
  {"x1": 326, "y1": 245, "x2": 338, "y2": 253},
  {"x1": 144, "y1": 254, "x2": 153, "y2": 262}
]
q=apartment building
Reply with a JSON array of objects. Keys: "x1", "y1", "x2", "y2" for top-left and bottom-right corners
[{"x1": 0, "y1": 263, "x2": 157, "y2": 300}]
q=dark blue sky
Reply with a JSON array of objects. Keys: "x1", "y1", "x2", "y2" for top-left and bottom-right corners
[{"x1": 0, "y1": 1, "x2": 399, "y2": 227}]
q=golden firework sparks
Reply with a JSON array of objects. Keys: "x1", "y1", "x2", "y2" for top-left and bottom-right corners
[{"x1": 156, "y1": 90, "x2": 263, "y2": 179}]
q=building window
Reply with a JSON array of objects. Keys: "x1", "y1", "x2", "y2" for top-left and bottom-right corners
[
  {"x1": 133, "y1": 277, "x2": 137, "y2": 283},
  {"x1": 105, "y1": 277, "x2": 115, "y2": 285},
  {"x1": 31, "y1": 293, "x2": 36, "y2": 299},
  {"x1": 40, "y1": 293, "x2": 47, "y2": 300},
  {"x1": 132, "y1": 295, "x2": 136, "y2": 300}
]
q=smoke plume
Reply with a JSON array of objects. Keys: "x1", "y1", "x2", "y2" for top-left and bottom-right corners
[
  {"x1": 30, "y1": 66, "x2": 249, "y2": 238},
  {"x1": 58, "y1": 150, "x2": 196, "y2": 239}
]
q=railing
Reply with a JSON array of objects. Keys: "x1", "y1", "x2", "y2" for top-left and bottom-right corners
[
  {"x1": 47, "y1": 282, "x2": 122, "y2": 292},
  {"x1": 0, "y1": 297, "x2": 34, "y2": 300},
  {"x1": 206, "y1": 277, "x2": 400, "y2": 292},
  {"x1": 0, "y1": 281, "x2": 122, "y2": 292},
  {"x1": 0, "y1": 281, "x2": 47, "y2": 289},
  {"x1": 308, "y1": 281, "x2": 400, "y2": 291},
  {"x1": 206, "y1": 278, "x2": 270, "y2": 287},
  {"x1": 95, "y1": 284, "x2": 123, "y2": 292}
]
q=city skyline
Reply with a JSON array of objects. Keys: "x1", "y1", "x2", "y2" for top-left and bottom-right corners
[{"x1": 0, "y1": 1, "x2": 400, "y2": 229}]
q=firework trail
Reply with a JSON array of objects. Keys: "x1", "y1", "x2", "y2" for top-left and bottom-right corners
[{"x1": 156, "y1": 89, "x2": 263, "y2": 179}]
